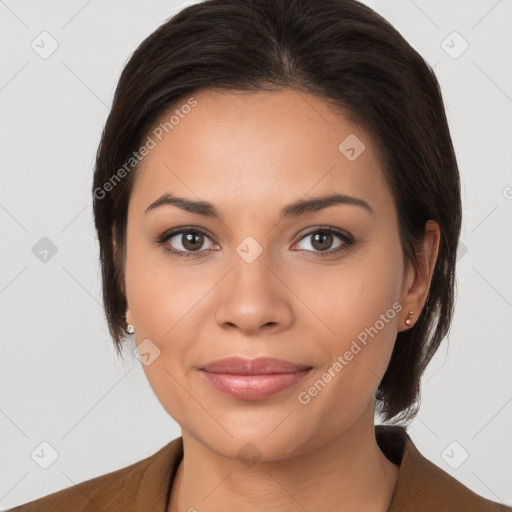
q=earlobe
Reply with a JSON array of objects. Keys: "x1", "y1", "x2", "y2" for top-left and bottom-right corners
[
  {"x1": 404, "y1": 310, "x2": 414, "y2": 327},
  {"x1": 400, "y1": 220, "x2": 441, "y2": 329},
  {"x1": 124, "y1": 310, "x2": 135, "y2": 335}
]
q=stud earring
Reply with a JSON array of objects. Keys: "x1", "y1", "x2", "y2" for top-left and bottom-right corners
[
  {"x1": 405, "y1": 310, "x2": 414, "y2": 326},
  {"x1": 124, "y1": 311, "x2": 134, "y2": 335}
]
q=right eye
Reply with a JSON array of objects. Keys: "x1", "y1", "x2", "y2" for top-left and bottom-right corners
[{"x1": 155, "y1": 227, "x2": 220, "y2": 259}]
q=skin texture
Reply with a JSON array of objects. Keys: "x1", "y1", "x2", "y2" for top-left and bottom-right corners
[{"x1": 120, "y1": 89, "x2": 440, "y2": 512}]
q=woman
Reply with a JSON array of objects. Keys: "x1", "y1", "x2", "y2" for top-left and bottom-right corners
[{"x1": 7, "y1": 0, "x2": 510, "y2": 510}]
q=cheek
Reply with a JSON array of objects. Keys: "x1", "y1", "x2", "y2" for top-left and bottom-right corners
[
  {"x1": 295, "y1": 235, "x2": 404, "y2": 345},
  {"x1": 125, "y1": 248, "x2": 202, "y2": 425},
  {"x1": 124, "y1": 231, "x2": 205, "y2": 339},
  {"x1": 295, "y1": 236, "x2": 404, "y2": 411}
]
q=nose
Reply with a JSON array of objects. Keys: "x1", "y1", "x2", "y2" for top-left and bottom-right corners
[{"x1": 214, "y1": 251, "x2": 294, "y2": 336}]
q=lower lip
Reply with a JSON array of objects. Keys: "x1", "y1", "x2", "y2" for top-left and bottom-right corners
[{"x1": 200, "y1": 369, "x2": 313, "y2": 400}]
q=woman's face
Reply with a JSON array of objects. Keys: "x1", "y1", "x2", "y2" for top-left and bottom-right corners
[{"x1": 123, "y1": 89, "x2": 425, "y2": 459}]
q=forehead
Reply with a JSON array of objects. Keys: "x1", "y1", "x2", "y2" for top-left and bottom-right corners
[{"x1": 130, "y1": 89, "x2": 390, "y2": 217}]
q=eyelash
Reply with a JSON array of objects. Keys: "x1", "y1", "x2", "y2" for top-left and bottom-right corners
[{"x1": 154, "y1": 226, "x2": 354, "y2": 259}]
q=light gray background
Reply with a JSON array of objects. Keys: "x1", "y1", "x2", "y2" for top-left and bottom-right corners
[{"x1": 1, "y1": 0, "x2": 511, "y2": 509}]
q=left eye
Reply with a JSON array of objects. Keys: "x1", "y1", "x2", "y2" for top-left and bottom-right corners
[{"x1": 293, "y1": 228, "x2": 352, "y2": 254}]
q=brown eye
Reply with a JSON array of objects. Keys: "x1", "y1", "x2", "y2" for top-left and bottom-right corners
[
  {"x1": 157, "y1": 228, "x2": 219, "y2": 259},
  {"x1": 310, "y1": 231, "x2": 334, "y2": 251},
  {"x1": 179, "y1": 231, "x2": 205, "y2": 251},
  {"x1": 294, "y1": 228, "x2": 354, "y2": 256}
]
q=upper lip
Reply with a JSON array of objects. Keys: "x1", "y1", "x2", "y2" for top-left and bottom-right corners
[{"x1": 200, "y1": 357, "x2": 312, "y2": 375}]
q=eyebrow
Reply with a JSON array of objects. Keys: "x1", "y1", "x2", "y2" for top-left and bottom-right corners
[{"x1": 145, "y1": 192, "x2": 374, "y2": 219}]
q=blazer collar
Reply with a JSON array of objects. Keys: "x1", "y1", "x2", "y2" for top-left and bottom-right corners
[{"x1": 130, "y1": 425, "x2": 489, "y2": 511}]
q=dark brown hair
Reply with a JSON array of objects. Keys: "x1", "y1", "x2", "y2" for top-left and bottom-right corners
[{"x1": 92, "y1": 0, "x2": 462, "y2": 423}]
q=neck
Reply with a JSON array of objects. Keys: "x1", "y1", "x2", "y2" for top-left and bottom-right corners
[{"x1": 168, "y1": 402, "x2": 399, "y2": 512}]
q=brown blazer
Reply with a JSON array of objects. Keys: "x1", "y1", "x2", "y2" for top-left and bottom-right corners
[{"x1": 5, "y1": 425, "x2": 510, "y2": 511}]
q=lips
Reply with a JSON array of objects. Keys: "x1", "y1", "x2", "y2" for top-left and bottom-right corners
[
  {"x1": 200, "y1": 356, "x2": 312, "y2": 375},
  {"x1": 199, "y1": 356, "x2": 313, "y2": 400}
]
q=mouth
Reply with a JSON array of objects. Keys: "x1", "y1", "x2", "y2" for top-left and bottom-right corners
[
  {"x1": 199, "y1": 356, "x2": 313, "y2": 400},
  {"x1": 200, "y1": 356, "x2": 312, "y2": 374}
]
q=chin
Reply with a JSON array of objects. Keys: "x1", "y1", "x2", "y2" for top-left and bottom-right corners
[{"x1": 194, "y1": 418, "x2": 317, "y2": 463}]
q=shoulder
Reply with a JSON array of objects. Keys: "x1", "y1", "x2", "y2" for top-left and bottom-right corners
[
  {"x1": 5, "y1": 437, "x2": 183, "y2": 512},
  {"x1": 5, "y1": 456, "x2": 149, "y2": 512},
  {"x1": 379, "y1": 425, "x2": 511, "y2": 511},
  {"x1": 406, "y1": 451, "x2": 510, "y2": 511}
]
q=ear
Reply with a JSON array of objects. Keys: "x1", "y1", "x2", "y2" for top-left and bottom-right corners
[
  {"x1": 399, "y1": 220, "x2": 441, "y2": 331},
  {"x1": 112, "y1": 222, "x2": 127, "y2": 299}
]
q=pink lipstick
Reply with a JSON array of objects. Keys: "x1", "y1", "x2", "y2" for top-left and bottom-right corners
[{"x1": 199, "y1": 356, "x2": 313, "y2": 400}]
